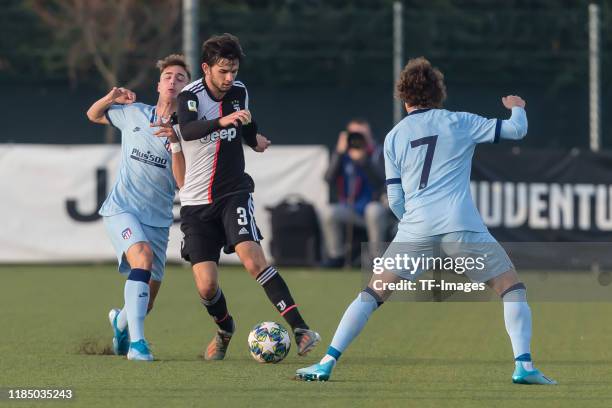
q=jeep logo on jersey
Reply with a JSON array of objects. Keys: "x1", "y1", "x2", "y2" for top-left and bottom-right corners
[{"x1": 200, "y1": 128, "x2": 237, "y2": 144}]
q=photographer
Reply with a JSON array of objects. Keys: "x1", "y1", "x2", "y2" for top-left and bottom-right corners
[{"x1": 321, "y1": 119, "x2": 388, "y2": 267}]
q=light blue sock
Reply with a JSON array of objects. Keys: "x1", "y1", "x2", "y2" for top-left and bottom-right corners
[
  {"x1": 502, "y1": 284, "x2": 532, "y2": 363},
  {"x1": 320, "y1": 290, "x2": 381, "y2": 365},
  {"x1": 124, "y1": 268, "x2": 151, "y2": 343},
  {"x1": 117, "y1": 308, "x2": 128, "y2": 331}
]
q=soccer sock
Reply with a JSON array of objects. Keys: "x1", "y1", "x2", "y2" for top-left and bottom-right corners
[
  {"x1": 117, "y1": 308, "x2": 128, "y2": 331},
  {"x1": 320, "y1": 288, "x2": 383, "y2": 366},
  {"x1": 117, "y1": 300, "x2": 152, "y2": 332},
  {"x1": 201, "y1": 288, "x2": 235, "y2": 333},
  {"x1": 124, "y1": 268, "x2": 151, "y2": 343},
  {"x1": 256, "y1": 266, "x2": 308, "y2": 331},
  {"x1": 502, "y1": 282, "x2": 533, "y2": 370}
]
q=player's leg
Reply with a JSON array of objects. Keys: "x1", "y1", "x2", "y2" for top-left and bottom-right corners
[
  {"x1": 103, "y1": 213, "x2": 153, "y2": 359},
  {"x1": 191, "y1": 261, "x2": 235, "y2": 360},
  {"x1": 112, "y1": 275, "x2": 161, "y2": 343},
  {"x1": 181, "y1": 205, "x2": 234, "y2": 360},
  {"x1": 234, "y1": 240, "x2": 319, "y2": 354},
  {"x1": 488, "y1": 270, "x2": 556, "y2": 384},
  {"x1": 297, "y1": 239, "x2": 431, "y2": 381},
  {"x1": 192, "y1": 260, "x2": 235, "y2": 335},
  {"x1": 325, "y1": 270, "x2": 397, "y2": 359},
  {"x1": 295, "y1": 269, "x2": 398, "y2": 381},
  {"x1": 147, "y1": 280, "x2": 161, "y2": 313},
  {"x1": 227, "y1": 193, "x2": 320, "y2": 355},
  {"x1": 122, "y1": 241, "x2": 155, "y2": 360},
  {"x1": 140, "y1": 223, "x2": 170, "y2": 314},
  {"x1": 453, "y1": 232, "x2": 556, "y2": 385}
]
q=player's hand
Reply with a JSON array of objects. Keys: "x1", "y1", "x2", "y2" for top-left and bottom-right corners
[
  {"x1": 253, "y1": 133, "x2": 271, "y2": 152},
  {"x1": 151, "y1": 116, "x2": 179, "y2": 142},
  {"x1": 105, "y1": 87, "x2": 136, "y2": 105},
  {"x1": 502, "y1": 95, "x2": 526, "y2": 109},
  {"x1": 219, "y1": 110, "x2": 251, "y2": 127},
  {"x1": 336, "y1": 131, "x2": 348, "y2": 153}
]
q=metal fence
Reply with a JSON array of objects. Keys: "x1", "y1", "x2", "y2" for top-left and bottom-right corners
[{"x1": 0, "y1": 1, "x2": 609, "y2": 148}]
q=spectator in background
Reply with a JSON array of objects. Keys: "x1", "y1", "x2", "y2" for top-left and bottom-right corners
[{"x1": 321, "y1": 118, "x2": 388, "y2": 267}]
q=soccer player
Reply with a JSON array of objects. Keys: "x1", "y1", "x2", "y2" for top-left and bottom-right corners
[
  {"x1": 173, "y1": 33, "x2": 320, "y2": 360},
  {"x1": 296, "y1": 57, "x2": 556, "y2": 384},
  {"x1": 86, "y1": 55, "x2": 190, "y2": 361}
]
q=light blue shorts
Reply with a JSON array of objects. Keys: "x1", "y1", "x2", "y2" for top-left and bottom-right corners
[
  {"x1": 103, "y1": 212, "x2": 169, "y2": 281},
  {"x1": 382, "y1": 230, "x2": 514, "y2": 283}
]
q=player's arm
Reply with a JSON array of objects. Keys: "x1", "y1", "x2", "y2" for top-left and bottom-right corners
[
  {"x1": 86, "y1": 87, "x2": 136, "y2": 125},
  {"x1": 151, "y1": 117, "x2": 185, "y2": 189},
  {"x1": 467, "y1": 95, "x2": 528, "y2": 144},
  {"x1": 242, "y1": 121, "x2": 262, "y2": 149},
  {"x1": 176, "y1": 91, "x2": 253, "y2": 141},
  {"x1": 499, "y1": 95, "x2": 528, "y2": 140},
  {"x1": 170, "y1": 136, "x2": 186, "y2": 189},
  {"x1": 176, "y1": 90, "x2": 220, "y2": 140},
  {"x1": 250, "y1": 132, "x2": 271, "y2": 153},
  {"x1": 384, "y1": 135, "x2": 405, "y2": 220},
  {"x1": 238, "y1": 86, "x2": 267, "y2": 151}
]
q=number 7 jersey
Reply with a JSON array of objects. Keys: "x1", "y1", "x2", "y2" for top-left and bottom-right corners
[{"x1": 384, "y1": 108, "x2": 502, "y2": 237}]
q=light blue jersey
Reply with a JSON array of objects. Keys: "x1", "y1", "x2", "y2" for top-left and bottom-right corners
[
  {"x1": 99, "y1": 103, "x2": 175, "y2": 227},
  {"x1": 384, "y1": 107, "x2": 527, "y2": 238}
]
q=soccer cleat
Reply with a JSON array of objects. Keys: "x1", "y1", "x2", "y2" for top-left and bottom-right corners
[
  {"x1": 204, "y1": 329, "x2": 233, "y2": 361},
  {"x1": 295, "y1": 360, "x2": 335, "y2": 382},
  {"x1": 127, "y1": 339, "x2": 154, "y2": 361},
  {"x1": 108, "y1": 308, "x2": 129, "y2": 356},
  {"x1": 512, "y1": 362, "x2": 557, "y2": 385},
  {"x1": 294, "y1": 328, "x2": 321, "y2": 356}
]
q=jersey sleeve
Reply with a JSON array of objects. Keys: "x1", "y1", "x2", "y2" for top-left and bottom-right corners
[
  {"x1": 383, "y1": 134, "x2": 405, "y2": 220},
  {"x1": 105, "y1": 104, "x2": 129, "y2": 130},
  {"x1": 383, "y1": 134, "x2": 401, "y2": 185},
  {"x1": 176, "y1": 90, "x2": 199, "y2": 125},
  {"x1": 237, "y1": 84, "x2": 257, "y2": 147},
  {"x1": 176, "y1": 90, "x2": 221, "y2": 141},
  {"x1": 458, "y1": 112, "x2": 501, "y2": 144}
]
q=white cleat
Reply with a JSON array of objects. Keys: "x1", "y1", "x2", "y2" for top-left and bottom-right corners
[{"x1": 127, "y1": 339, "x2": 154, "y2": 361}]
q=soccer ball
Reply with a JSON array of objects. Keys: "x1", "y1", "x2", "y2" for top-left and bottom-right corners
[{"x1": 247, "y1": 321, "x2": 291, "y2": 363}]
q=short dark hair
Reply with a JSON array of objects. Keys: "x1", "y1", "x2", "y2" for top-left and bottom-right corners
[
  {"x1": 156, "y1": 54, "x2": 191, "y2": 80},
  {"x1": 201, "y1": 33, "x2": 244, "y2": 66},
  {"x1": 396, "y1": 57, "x2": 446, "y2": 108}
]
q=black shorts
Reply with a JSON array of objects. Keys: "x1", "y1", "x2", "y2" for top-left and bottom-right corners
[{"x1": 180, "y1": 192, "x2": 263, "y2": 264}]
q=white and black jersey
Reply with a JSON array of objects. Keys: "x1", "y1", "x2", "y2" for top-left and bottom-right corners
[{"x1": 176, "y1": 78, "x2": 258, "y2": 206}]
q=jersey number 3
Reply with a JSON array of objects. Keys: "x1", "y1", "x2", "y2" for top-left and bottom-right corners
[
  {"x1": 410, "y1": 135, "x2": 438, "y2": 189},
  {"x1": 237, "y1": 207, "x2": 248, "y2": 225}
]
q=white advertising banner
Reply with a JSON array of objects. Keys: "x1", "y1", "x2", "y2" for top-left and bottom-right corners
[{"x1": 0, "y1": 144, "x2": 329, "y2": 263}]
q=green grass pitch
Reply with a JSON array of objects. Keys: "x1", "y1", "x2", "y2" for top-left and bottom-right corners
[{"x1": 1, "y1": 265, "x2": 612, "y2": 407}]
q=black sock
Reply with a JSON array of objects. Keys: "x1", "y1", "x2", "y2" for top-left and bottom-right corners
[
  {"x1": 256, "y1": 266, "x2": 308, "y2": 331},
  {"x1": 201, "y1": 288, "x2": 234, "y2": 333}
]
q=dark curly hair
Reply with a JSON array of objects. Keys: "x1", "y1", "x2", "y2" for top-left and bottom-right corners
[
  {"x1": 396, "y1": 57, "x2": 446, "y2": 108},
  {"x1": 201, "y1": 33, "x2": 245, "y2": 66}
]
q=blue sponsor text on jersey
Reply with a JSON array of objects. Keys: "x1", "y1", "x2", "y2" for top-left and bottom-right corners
[{"x1": 130, "y1": 147, "x2": 168, "y2": 168}]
